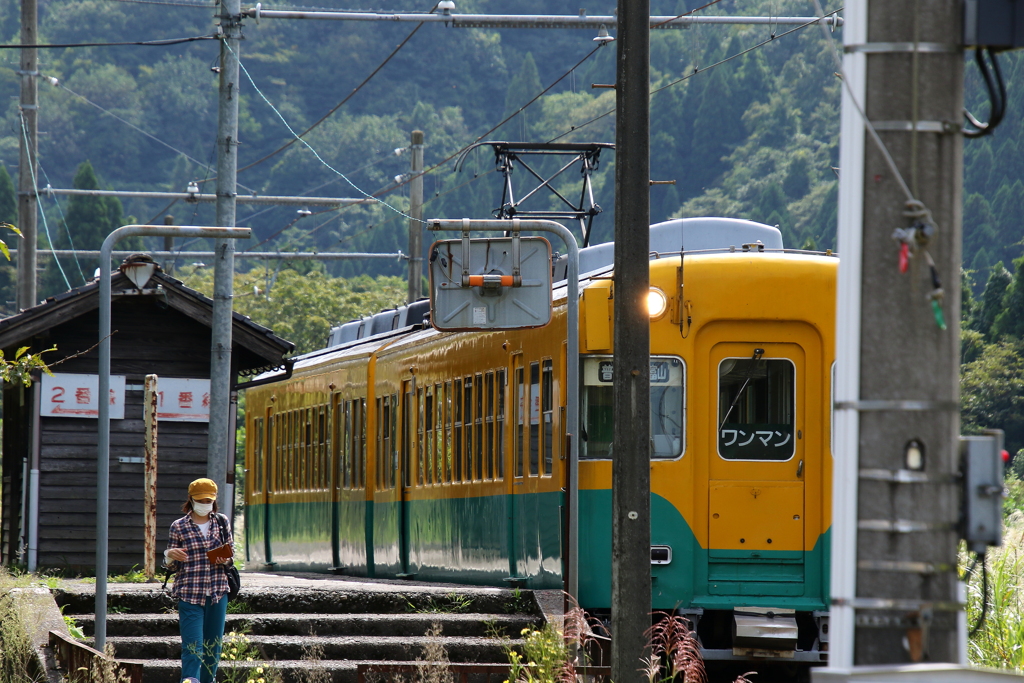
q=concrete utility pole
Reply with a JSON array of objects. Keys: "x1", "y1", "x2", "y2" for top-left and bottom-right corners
[
  {"x1": 208, "y1": 0, "x2": 243, "y2": 502},
  {"x1": 828, "y1": 0, "x2": 964, "y2": 669},
  {"x1": 610, "y1": 0, "x2": 651, "y2": 678},
  {"x1": 16, "y1": 0, "x2": 38, "y2": 311},
  {"x1": 408, "y1": 130, "x2": 424, "y2": 303}
]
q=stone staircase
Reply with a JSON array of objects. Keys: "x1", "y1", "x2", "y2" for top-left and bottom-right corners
[{"x1": 55, "y1": 575, "x2": 545, "y2": 683}]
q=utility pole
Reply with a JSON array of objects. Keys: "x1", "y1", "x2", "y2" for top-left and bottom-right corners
[
  {"x1": 408, "y1": 130, "x2": 424, "y2": 303},
  {"x1": 16, "y1": 0, "x2": 38, "y2": 311},
  {"x1": 208, "y1": 0, "x2": 242, "y2": 502},
  {"x1": 828, "y1": 0, "x2": 963, "y2": 669},
  {"x1": 610, "y1": 0, "x2": 650, "y2": 678},
  {"x1": 163, "y1": 215, "x2": 174, "y2": 274}
]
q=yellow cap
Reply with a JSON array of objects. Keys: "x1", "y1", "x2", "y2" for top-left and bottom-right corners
[{"x1": 188, "y1": 478, "x2": 218, "y2": 499}]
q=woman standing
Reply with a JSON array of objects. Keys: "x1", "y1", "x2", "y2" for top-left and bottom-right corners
[{"x1": 165, "y1": 478, "x2": 234, "y2": 683}]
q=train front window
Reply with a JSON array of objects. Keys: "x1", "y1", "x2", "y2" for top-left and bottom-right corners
[
  {"x1": 717, "y1": 357, "x2": 795, "y2": 461},
  {"x1": 580, "y1": 356, "x2": 685, "y2": 459}
]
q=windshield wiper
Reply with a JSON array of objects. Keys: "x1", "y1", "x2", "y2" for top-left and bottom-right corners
[{"x1": 719, "y1": 348, "x2": 765, "y2": 430}]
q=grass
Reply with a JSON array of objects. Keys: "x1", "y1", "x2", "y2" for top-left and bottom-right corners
[
  {"x1": 965, "y1": 510, "x2": 1024, "y2": 671},
  {"x1": 0, "y1": 567, "x2": 47, "y2": 683},
  {"x1": 409, "y1": 593, "x2": 473, "y2": 614},
  {"x1": 227, "y1": 600, "x2": 252, "y2": 614}
]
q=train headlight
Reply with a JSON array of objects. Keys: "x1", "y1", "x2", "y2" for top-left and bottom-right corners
[{"x1": 647, "y1": 287, "x2": 668, "y2": 320}]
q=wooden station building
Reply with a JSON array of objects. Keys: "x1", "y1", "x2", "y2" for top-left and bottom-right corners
[{"x1": 0, "y1": 261, "x2": 293, "y2": 572}]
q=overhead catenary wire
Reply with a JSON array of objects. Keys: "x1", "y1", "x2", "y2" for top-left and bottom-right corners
[
  {"x1": 35, "y1": 163, "x2": 87, "y2": 285},
  {"x1": 232, "y1": 17, "x2": 430, "y2": 178},
  {"x1": 19, "y1": 112, "x2": 71, "y2": 291},
  {"x1": 547, "y1": 9, "x2": 843, "y2": 143},
  {"x1": 46, "y1": 78, "x2": 259, "y2": 195},
  {"x1": 0, "y1": 34, "x2": 218, "y2": 48}
]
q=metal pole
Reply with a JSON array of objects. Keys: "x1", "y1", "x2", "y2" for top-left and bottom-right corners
[
  {"x1": 209, "y1": 0, "x2": 243, "y2": 498},
  {"x1": 245, "y1": 7, "x2": 842, "y2": 28},
  {"x1": 95, "y1": 225, "x2": 250, "y2": 651},
  {"x1": 829, "y1": 0, "x2": 963, "y2": 668},
  {"x1": 143, "y1": 374, "x2": 158, "y2": 579},
  {"x1": 40, "y1": 187, "x2": 374, "y2": 207},
  {"x1": 408, "y1": 130, "x2": 425, "y2": 303},
  {"x1": 611, "y1": 0, "x2": 650, "y2": 674},
  {"x1": 427, "y1": 218, "x2": 579, "y2": 602},
  {"x1": 16, "y1": 0, "x2": 38, "y2": 311},
  {"x1": 163, "y1": 216, "x2": 174, "y2": 274},
  {"x1": 11, "y1": 249, "x2": 404, "y2": 261}
]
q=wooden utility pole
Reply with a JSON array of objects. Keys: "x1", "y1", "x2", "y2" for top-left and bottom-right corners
[
  {"x1": 408, "y1": 130, "x2": 424, "y2": 303},
  {"x1": 610, "y1": 0, "x2": 651, "y2": 677},
  {"x1": 829, "y1": 0, "x2": 963, "y2": 667},
  {"x1": 16, "y1": 0, "x2": 38, "y2": 310}
]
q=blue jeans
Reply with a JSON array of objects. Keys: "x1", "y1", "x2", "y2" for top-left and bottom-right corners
[{"x1": 178, "y1": 596, "x2": 228, "y2": 683}]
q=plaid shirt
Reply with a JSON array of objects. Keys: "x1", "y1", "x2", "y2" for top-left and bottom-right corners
[{"x1": 166, "y1": 513, "x2": 232, "y2": 605}]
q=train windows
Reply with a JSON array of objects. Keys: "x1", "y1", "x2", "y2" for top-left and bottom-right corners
[
  {"x1": 356, "y1": 399, "x2": 366, "y2": 488},
  {"x1": 444, "y1": 381, "x2": 453, "y2": 482},
  {"x1": 717, "y1": 357, "x2": 795, "y2": 461},
  {"x1": 320, "y1": 406, "x2": 329, "y2": 491},
  {"x1": 402, "y1": 388, "x2": 413, "y2": 489},
  {"x1": 464, "y1": 377, "x2": 473, "y2": 481},
  {"x1": 542, "y1": 360, "x2": 553, "y2": 475},
  {"x1": 340, "y1": 400, "x2": 350, "y2": 489},
  {"x1": 580, "y1": 356, "x2": 686, "y2": 459},
  {"x1": 496, "y1": 369, "x2": 506, "y2": 480},
  {"x1": 529, "y1": 362, "x2": 540, "y2": 476},
  {"x1": 390, "y1": 393, "x2": 399, "y2": 488},
  {"x1": 417, "y1": 387, "x2": 425, "y2": 486},
  {"x1": 453, "y1": 379, "x2": 463, "y2": 482},
  {"x1": 475, "y1": 373, "x2": 484, "y2": 481},
  {"x1": 485, "y1": 372, "x2": 495, "y2": 480},
  {"x1": 253, "y1": 417, "x2": 265, "y2": 495},
  {"x1": 377, "y1": 397, "x2": 386, "y2": 490},
  {"x1": 425, "y1": 387, "x2": 434, "y2": 485},
  {"x1": 515, "y1": 365, "x2": 525, "y2": 478}
]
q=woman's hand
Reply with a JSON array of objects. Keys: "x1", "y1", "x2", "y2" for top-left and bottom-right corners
[{"x1": 167, "y1": 548, "x2": 189, "y2": 562}]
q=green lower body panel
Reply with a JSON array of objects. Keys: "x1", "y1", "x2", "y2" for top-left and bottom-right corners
[
  {"x1": 252, "y1": 490, "x2": 564, "y2": 588},
  {"x1": 578, "y1": 489, "x2": 830, "y2": 611}
]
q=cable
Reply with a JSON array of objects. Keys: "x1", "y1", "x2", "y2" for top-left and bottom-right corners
[
  {"x1": 234, "y1": 19, "x2": 429, "y2": 177},
  {"x1": 0, "y1": 34, "x2": 217, "y2": 49},
  {"x1": 102, "y1": 0, "x2": 214, "y2": 6},
  {"x1": 651, "y1": 0, "x2": 727, "y2": 29},
  {"x1": 547, "y1": 10, "x2": 842, "y2": 143},
  {"x1": 964, "y1": 48, "x2": 1007, "y2": 138},
  {"x1": 47, "y1": 78, "x2": 258, "y2": 195},
  {"x1": 810, "y1": 0, "x2": 948, "y2": 329},
  {"x1": 232, "y1": 45, "x2": 420, "y2": 224},
  {"x1": 967, "y1": 552, "x2": 989, "y2": 638},
  {"x1": 36, "y1": 163, "x2": 87, "y2": 285},
  {"x1": 19, "y1": 112, "x2": 71, "y2": 291}
]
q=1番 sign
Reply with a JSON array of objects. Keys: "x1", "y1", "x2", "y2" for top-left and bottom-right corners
[{"x1": 154, "y1": 377, "x2": 211, "y2": 422}]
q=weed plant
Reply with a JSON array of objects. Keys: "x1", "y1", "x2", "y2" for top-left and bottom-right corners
[
  {"x1": 220, "y1": 628, "x2": 280, "y2": 683},
  {"x1": 0, "y1": 568, "x2": 42, "y2": 683},
  {"x1": 965, "y1": 510, "x2": 1024, "y2": 671},
  {"x1": 409, "y1": 593, "x2": 473, "y2": 614},
  {"x1": 414, "y1": 622, "x2": 453, "y2": 683}
]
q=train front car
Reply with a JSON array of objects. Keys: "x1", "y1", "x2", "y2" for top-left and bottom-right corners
[{"x1": 576, "y1": 218, "x2": 837, "y2": 667}]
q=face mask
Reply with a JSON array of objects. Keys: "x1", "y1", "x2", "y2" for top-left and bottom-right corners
[{"x1": 192, "y1": 501, "x2": 214, "y2": 516}]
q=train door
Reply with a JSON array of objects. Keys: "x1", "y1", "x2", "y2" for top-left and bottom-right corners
[
  {"x1": 399, "y1": 379, "x2": 415, "y2": 576},
  {"x1": 262, "y1": 409, "x2": 274, "y2": 564},
  {"x1": 330, "y1": 393, "x2": 343, "y2": 569},
  {"x1": 707, "y1": 340, "x2": 810, "y2": 598}
]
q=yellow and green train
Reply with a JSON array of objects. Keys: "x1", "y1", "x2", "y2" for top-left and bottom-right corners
[{"x1": 244, "y1": 217, "x2": 837, "y2": 662}]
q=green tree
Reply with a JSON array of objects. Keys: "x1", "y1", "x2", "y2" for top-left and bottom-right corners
[
  {"x1": 962, "y1": 339, "x2": 1024, "y2": 456},
  {"x1": 40, "y1": 160, "x2": 135, "y2": 298},
  {"x1": 0, "y1": 167, "x2": 17, "y2": 315},
  {"x1": 183, "y1": 267, "x2": 407, "y2": 354},
  {"x1": 993, "y1": 257, "x2": 1024, "y2": 340},
  {"x1": 974, "y1": 262, "x2": 1013, "y2": 340},
  {"x1": 503, "y1": 53, "x2": 542, "y2": 139}
]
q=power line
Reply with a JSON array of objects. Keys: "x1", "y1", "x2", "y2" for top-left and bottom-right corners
[
  {"x1": 233, "y1": 18, "x2": 429, "y2": 177},
  {"x1": 0, "y1": 34, "x2": 217, "y2": 49},
  {"x1": 101, "y1": 0, "x2": 214, "y2": 7},
  {"x1": 546, "y1": 9, "x2": 843, "y2": 143},
  {"x1": 47, "y1": 78, "x2": 259, "y2": 195}
]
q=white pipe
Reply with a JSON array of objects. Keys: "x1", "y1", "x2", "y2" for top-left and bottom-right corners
[
  {"x1": 248, "y1": 8, "x2": 843, "y2": 28},
  {"x1": 829, "y1": 0, "x2": 867, "y2": 672},
  {"x1": 41, "y1": 187, "x2": 372, "y2": 207},
  {"x1": 10, "y1": 249, "x2": 404, "y2": 261},
  {"x1": 27, "y1": 379, "x2": 41, "y2": 572}
]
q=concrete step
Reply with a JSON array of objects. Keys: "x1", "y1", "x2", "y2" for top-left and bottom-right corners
[
  {"x1": 103, "y1": 634, "x2": 516, "y2": 663},
  {"x1": 57, "y1": 585, "x2": 536, "y2": 617},
  {"x1": 133, "y1": 658, "x2": 514, "y2": 683},
  {"x1": 76, "y1": 612, "x2": 537, "y2": 638}
]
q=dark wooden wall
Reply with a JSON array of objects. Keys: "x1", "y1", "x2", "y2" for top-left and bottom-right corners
[{"x1": 2, "y1": 294, "x2": 238, "y2": 572}]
